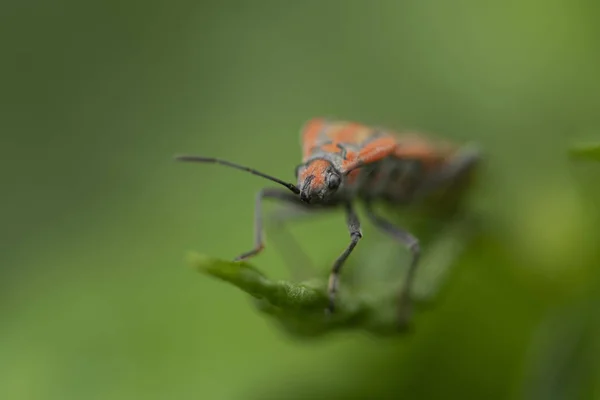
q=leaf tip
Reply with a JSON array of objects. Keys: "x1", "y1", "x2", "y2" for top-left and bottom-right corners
[{"x1": 185, "y1": 252, "x2": 212, "y2": 271}]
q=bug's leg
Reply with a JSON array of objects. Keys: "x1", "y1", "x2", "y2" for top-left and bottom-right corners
[
  {"x1": 364, "y1": 201, "x2": 420, "y2": 327},
  {"x1": 326, "y1": 202, "x2": 362, "y2": 316},
  {"x1": 234, "y1": 188, "x2": 302, "y2": 262}
]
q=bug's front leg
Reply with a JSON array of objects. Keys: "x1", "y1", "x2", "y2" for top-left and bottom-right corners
[
  {"x1": 364, "y1": 201, "x2": 420, "y2": 328},
  {"x1": 234, "y1": 187, "x2": 302, "y2": 262},
  {"x1": 326, "y1": 202, "x2": 362, "y2": 316}
]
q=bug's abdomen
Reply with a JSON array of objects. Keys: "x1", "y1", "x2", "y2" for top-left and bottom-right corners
[{"x1": 382, "y1": 144, "x2": 480, "y2": 208}]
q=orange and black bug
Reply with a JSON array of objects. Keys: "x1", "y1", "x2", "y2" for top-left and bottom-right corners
[{"x1": 176, "y1": 118, "x2": 480, "y2": 326}]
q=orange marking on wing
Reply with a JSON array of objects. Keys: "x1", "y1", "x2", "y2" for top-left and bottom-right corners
[
  {"x1": 301, "y1": 118, "x2": 326, "y2": 158},
  {"x1": 326, "y1": 122, "x2": 374, "y2": 145},
  {"x1": 319, "y1": 143, "x2": 338, "y2": 154},
  {"x1": 316, "y1": 122, "x2": 378, "y2": 158},
  {"x1": 312, "y1": 121, "x2": 368, "y2": 143},
  {"x1": 342, "y1": 137, "x2": 397, "y2": 172},
  {"x1": 344, "y1": 149, "x2": 359, "y2": 162},
  {"x1": 346, "y1": 125, "x2": 374, "y2": 144},
  {"x1": 393, "y1": 136, "x2": 456, "y2": 166},
  {"x1": 332, "y1": 122, "x2": 362, "y2": 143}
]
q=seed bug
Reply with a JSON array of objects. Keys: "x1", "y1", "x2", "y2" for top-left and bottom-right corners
[{"x1": 176, "y1": 118, "x2": 480, "y2": 327}]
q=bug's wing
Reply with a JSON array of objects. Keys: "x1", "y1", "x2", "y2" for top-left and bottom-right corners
[
  {"x1": 392, "y1": 134, "x2": 458, "y2": 167},
  {"x1": 300, "y1": 119, "x2": 370, "y2": 160},
  {"x1": 300, "y1": 118, "x2": 399, "y2": 173}
]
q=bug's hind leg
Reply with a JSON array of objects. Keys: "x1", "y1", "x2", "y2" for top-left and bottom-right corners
[{"x1": 364, "y1": 201, "x2": 420, "y2": 328}]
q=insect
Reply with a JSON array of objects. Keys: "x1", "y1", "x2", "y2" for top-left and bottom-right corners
[{"x1": 176, "y1": 118, "x2": 480, "y2": 327}]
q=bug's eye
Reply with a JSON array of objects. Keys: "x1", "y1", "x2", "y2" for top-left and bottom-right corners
[{"x1": 328, "y1": 174, "x2": 341, "y2": 190}]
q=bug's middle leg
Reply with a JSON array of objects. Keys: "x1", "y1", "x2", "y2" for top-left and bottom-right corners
[
  {"x1": 326, "y1": 202, "x2": 362, "y2": 315},
  {"x1": 364, "y1": 201, "x2": 420, "y2": 327},
  {"x1": 234, "y1": 187, "x2": 303, "y2": 262}
]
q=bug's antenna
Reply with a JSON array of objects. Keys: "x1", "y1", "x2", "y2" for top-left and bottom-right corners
[{"x1": 174, "y1": 155, "x2": 300, "y2": 194}]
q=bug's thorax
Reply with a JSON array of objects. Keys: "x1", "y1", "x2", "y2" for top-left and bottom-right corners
[{"x1": 296, "y1": 159, "x2": 343, "y2": 204}]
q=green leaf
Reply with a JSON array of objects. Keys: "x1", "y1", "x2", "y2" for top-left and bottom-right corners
[
  {"x1": 569, "y1": 142, "x2": 600, "y2": 161},
  {"x1": 188, "y1": 253, "x2": 410, "y2": 338}
]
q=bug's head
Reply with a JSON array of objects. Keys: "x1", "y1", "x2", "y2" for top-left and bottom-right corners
[{"x1": 296, "y1": 159, "x2": 342, "y2": 203}]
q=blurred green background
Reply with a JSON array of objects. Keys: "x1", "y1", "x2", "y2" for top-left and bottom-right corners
[{"x1": 2, "y1": 1, "x2": 600, "y2": 399}]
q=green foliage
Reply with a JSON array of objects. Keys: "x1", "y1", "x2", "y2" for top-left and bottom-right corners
[{"x1": 569, "y1": 142, "x2": 600, "y2": 161}]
